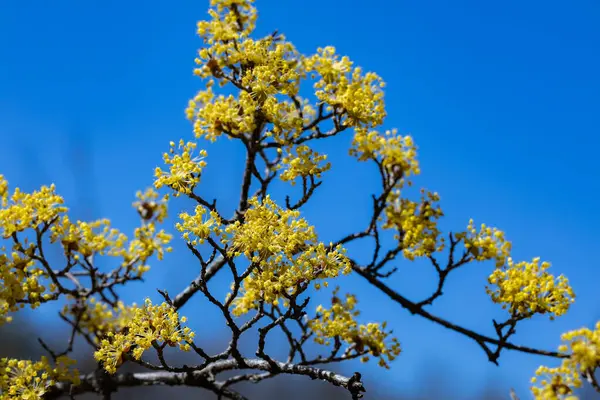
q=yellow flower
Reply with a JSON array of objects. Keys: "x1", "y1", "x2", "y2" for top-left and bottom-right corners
[
  {"x1": 309, "y1": 288, "x2": 401, "y2": 369},
  {"x1": 383, "y1": 189, "x2": 444, "y2": 259},
  {"x1": 0, "y1": 356, "x2": 79, "y2": 398},
  {"x1": 456, "y1": 219, "x2": 512, "y2": 267},
  {"x1": 154, "y1": 140, "x2": 207, "y2": 196},
  {"x1": 487, "y1": 257, "x2": 574, "y2": 319},
  {"x1": 223, "y1": 196, "x2": 350, "y2": 315},
  {"x1": 279, "y1": 145, "x2": 331, "y2": 184},
  {"x1": 95, "y1": 299, "x2": 195, "y2": 374}
]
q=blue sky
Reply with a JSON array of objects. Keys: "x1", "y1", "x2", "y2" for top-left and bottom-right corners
[{"x1": 1, "y1": 0, "x2": 599, "y2": 398}]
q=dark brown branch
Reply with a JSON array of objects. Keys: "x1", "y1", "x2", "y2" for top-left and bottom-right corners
[
  {"x1": 172, "y1": 255, "x2": 227, "y2": 310},
  {"x1": 352, "y1": 262, "x2": 567, "y2": 363}
]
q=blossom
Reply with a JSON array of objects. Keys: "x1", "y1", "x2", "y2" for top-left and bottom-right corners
[
  {"x1": 309, "y1": 289, "x2": 401, "y2": 368},
  {"x1": 95, "y1": 299, "x2": 195, "y2": 374},
  {"x1": 0, "y1": 356, "x2": 80, "y2": 399},
  {"x1": 154, "y1": 140, "x2": 207, "y2": 196}
]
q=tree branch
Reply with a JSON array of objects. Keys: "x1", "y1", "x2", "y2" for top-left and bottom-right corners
[
  {"x1": 352, "y1": 262, "x2": 567, "y2": 363},
  {"x1": 47, "y1": 358, "x2": 365, "y2": 399}
]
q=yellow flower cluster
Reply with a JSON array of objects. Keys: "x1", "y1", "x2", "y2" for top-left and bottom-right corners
[
  {"x1": 237, "y1": 38, "x2": 301, "y2": 100},
  {"x1": 50, "y1": 201, "x2": 172, "y2": 277},
  {"x1": 309, "y1": 290, "x2": 401, "y2": 368},
  {"x1": 0, "y1": 176, "x2": 67, "y2": 239},
  {"x1": 531, "y1": 321, "x2": 600, "y2": 399},
  {"x1": 0, "y1": 251, "x2": 47, "y2": 325},
  {"x1": 0, "y1": 176, "x2": 64, "y2": 324},
  {"x1": 0, "y1": 356, "x2": 80, "y2": 400},
  {"x1": 196, "y1": 0, "x2": 256, "y2": 47},
  {"x1": 125, "y1": 223, "x2": 173, "y2": 274},
  {"x1": 0, "y1": 176, "x2": 7, "y2": 206},
  {"x1": 383, "y1": 189, "x2": 444, "y2": 260},
  {"x1": 350, "y1": 128, "x2": 420, "y2": 184},
  {"x1": 133, "y1": 187, "x2": 168, "y2": 223},
  {"x1": 263, "y1": 96, "x2": 312, "y2": 145},
  {"x1": 176, "y1": 205, "x2": 222, "y2": 246},
  {"x1": 304, "y1": 47, "x2": 386, "y2": 128},
  {"x1": 279, "y1": 145, "x2": 331, "y2": 184},
  {"x1": 225, "y1": 196, "x2": 316, "y2": 262},
  {"x1": 487, "y1": 257, "x2": 575, "y2": 319},
  {"x1": 189, "y1": 39, "x2": 302, "y2": 143},
  {"x1": 154, "y1": 140, "x2": 207, "y2": 196},
  {"x1": 50, "y1": 217, "x2": 128, "y2": 259},
  {"x1": 94, "y1": 299, "x2": 195, "y2": 374},
  {"x1": 220, "y1": 196, "x2": 350, "y2": 315},
  {"x1": 63, "y1": 298, "x2": 134, "y2": 342},
  {"x1": 456, "y1": 219, "x2": 512, "y2": 267},
  {"x1": 188, "y1": 85, "x2": 259, "y2": 142},
  {"x1": 0, "y1": 176, "x2": 173, "y2": 324}
]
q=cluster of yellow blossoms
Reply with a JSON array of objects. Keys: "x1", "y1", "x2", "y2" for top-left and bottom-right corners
[
  {"x1": 62, "y1": 298, "x2": 134, "y2": 342},
  {"x1": 154, "y1": 140, "x2": 208, "y2": 196},
  {"x1": 309, "y1": 289, "x2": 401, "y2": 368},
  {"x1": 383, "y1": 189, "x2": 445, "y2": 260},
  {"x1": 175, "y1": 195, "x2": 351, "y2": 316},
  {"x1": 0, "y1": 173, "x2": 172, "y2": 325},
  {"x1": 176, "y1": 205, "x2": 222, "y2": 246},
  {"x1": 50, "y1": 216, "x2": 127, "y2": 258},
  {"x1": 350, "y1": 128, "x2": 421, "y2": 185},
  {"x1": 487, "y1": 257, "x2": 575, "y2": 319},
  {"x1": 95, "y1": 299, "x2": 195, "y2": 374},
  {"x1": 0, "y1": 177, "x2": 66, "y2": 239},
  {"x1": 304, "y1": 46, "x2": 386, "y2": 128},
  {"x1": 531, "y1": 322, "x2": 600, "y2": 399},
  {"x1": 457, "y1": 219, "x2": 512, "y2": 267},
  {"x1": 0, "y1": 250, "x2": 48, "y2": 325},
  {"x1": 223, "y1": 197, "x2": 351, "y2": 315},
  {"x1": 0, "y1": 356, "x2": 80, "y2": 399},
  {"x1": 0, "y1": 176, "x2": 65, "y2": 324},
  {"x1": 196, "y1": 0, "x2": 256, "y2": 48},
  {"x1": 133, "y1": 187, "x2": 168, "y2": 223},
  {"x1": 279, "y1": 145, "x2": 331, "y2": 184},
  {"x1": 49, "y1": 188, "x2": 172, "y2": 276}
]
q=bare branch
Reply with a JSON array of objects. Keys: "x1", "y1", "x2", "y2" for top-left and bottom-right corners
[{"x1": 48, "y1": 359, "x2": 365, "y2": 399}]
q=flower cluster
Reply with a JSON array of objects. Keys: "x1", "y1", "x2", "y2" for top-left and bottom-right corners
[
  {"x1": 279, "y1": 145, "x2": 331, "y2": 184},
  {"x1": 531, "y1": 321, "x2": 600, "y2": 399},
  {"x1": 456, "y1": 219, "x2": 512, "y2": 267},
  {"x1": 239, "y1": 39, "x2": 302, "y2": 100},
  {"x1": 62, "y1": 298, "x2": 135, "y2": 343},
  {"x1": 487, "y1": 257, "x2": 575, "y2": 319},
  {"x1": 196, "y1": 0, "x2": 257, "y2": 48},
  {"x1": 188, "y1": 85, "x2": 259, "y2": 142},
  {"x1": 0, "y1": 356, "x2": 80, "y2": 399},
  {"x1": 50, "y1": 217, "x2": 128, "y2": 259},
  {"x1": 0, "y1": 250, "x2": 48, "y2": 325},
  {"x1": 50, "y1": 203, "x2": 172, "y2": 277},
  {"x1": 304, "y1": 47, "x2": 386, "y2": 128},
  {"x1": 94, "y1": 299, "x2": 195, "y2": 374},
  {"x1": 124, "y1": 223, "x2": 173, "y2": 274},
  {"x1": 133, "y1": 187, "x2": 168, "y2": 223},
  {"x1": 176, "y1": 205, "x2": 222, "y2": 246},
  {"x1": 0, "y1": 176, "x2": 67, "y2": 239},
  {"x1": 383, "y1": 189, "x2": 444, "y2": 260},
  {"x1": 189, "y1": 0, "x2": 304, "y2": 143},
  {"x1": 0, "y1": 176, "x2": 64, "y2": 324},
  {"x1": 309, "y1": 289, "x2": 401, "y2": 368},
  {"x1": 189, "y1": 38, "x2": 303, "y2": 143},
  {"x1": 154, "y1": 140, "x2": 207, "y2": 196},
  {"x1": 350, "y1": 128, "x2": 420, "y2": 185},
  {"x1": 221, "y1": 196, "x2": 350, "y2": 315}
]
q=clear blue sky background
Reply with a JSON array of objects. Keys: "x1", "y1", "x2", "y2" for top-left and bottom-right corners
[{"x1": 1, "y1": 0, "x2": 599, "y2": 398}]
